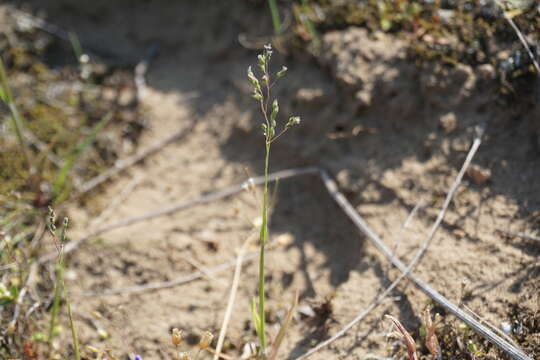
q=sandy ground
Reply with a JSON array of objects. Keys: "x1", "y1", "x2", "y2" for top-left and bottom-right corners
[{"x1": 8, "y1": 1, "x2": 539, "y2": 359}]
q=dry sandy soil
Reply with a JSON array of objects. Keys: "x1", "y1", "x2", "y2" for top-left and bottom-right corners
[{"x1": 7, "y1": 1, "x2": 540, "y2": 359}]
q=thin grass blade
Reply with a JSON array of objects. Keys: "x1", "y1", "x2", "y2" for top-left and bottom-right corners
[
  {"x1": 268, "y1": 290, "x2": 299, "y2": 360},
  {"x1": 53, "y1": 113, "x2": 112, "y2": 202}
]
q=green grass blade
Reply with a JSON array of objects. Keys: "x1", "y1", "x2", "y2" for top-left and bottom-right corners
[
  {"x1": 0, "y1": 57, "x2": 13, "y2": 103},
  {"x1": 68, "y1": 31, "x2": 84, "y2": 63},
  {"x1": 300, "y1": 0, "x2": 319, "y2": 46},
  {"x1": 0, "y1": 57, "x2": 30, "y2": 168},
  {"x1": 251, "y1": 297, "x2": 262, "y2": 338},
  {"x1": 53, "y1": 113, "x2": 112, "y2": 201},
  {"x1": 268, "y1": 0, "x2": 282, "y2": 35},
  {"x1": 268, "y1": 290, "x2": 299, "y2": 360}
]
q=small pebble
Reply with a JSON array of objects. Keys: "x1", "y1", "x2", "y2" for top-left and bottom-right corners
[
  {"x1": 467, "y1": 165, "x2": 491, "y2": 186},
  {"x1": 501, "y1": 321, "x2": 512, "y2": 335},
  {"x1": 439, "y1": 112, "x2": 457, "y2": 133}
]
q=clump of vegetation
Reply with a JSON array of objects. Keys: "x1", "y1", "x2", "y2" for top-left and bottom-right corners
[
  {"x1": 0, "y1": 12, "x2": 146, "y2": 359},
  {"x1": 506, "y1": 303, "x2": 540, "y2": 358},
  {"x1": 270, "y1": 0, "x2": 539, "y2": 93},
  {"x1": 1, "y1": 15, "x2": 145, "y2": 204}
]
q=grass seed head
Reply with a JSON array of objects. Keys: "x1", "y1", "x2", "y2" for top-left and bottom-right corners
[
  {"x1": 198, "y1": 330, "x2": 214, "y2": 350},
  {"x1": 171, "y1": 328, "x2": 184, "y2": 346}
]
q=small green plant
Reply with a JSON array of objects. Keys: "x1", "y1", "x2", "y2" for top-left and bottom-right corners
[
  {"x1": 247, "y1": 44, "x2": 300, "y2": 358},
  {"x1": 47, "y1": 208, "x2": 81, "y2": 360}
]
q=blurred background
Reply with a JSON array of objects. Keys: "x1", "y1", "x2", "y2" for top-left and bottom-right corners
[{"x1": 0, "y1": 1, "x2": 539, "y2": 359}]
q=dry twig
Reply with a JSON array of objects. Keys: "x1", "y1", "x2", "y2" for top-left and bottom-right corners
[
  {"x1": 77, "y1": 124, "x2": 195, "y2": 195},
  {"x1": 503, "y1": 13, "x2": 540, "y2": 75},
  {"x1": 213, "y1": 232, "x2": 256, "y2": 360},
  {"x1": 80, "y1": 252, "x2": 258, "y2": 296},
  {"x1": 183, "y1": 255, "x2": 228, "y2": 287},
  {"x1": 495, "y1": 228, "x2": 540, "y2": 243},
  {"x1": 38, "y1": 167, "x2": 319, "y2": 263}
]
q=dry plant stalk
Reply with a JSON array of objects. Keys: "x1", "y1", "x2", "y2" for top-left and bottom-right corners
[
  {"x1": 213, "y1": 232, "x2": 256, "y2": 360},
  {"x1": 386, "y1": 315, "x2": 418, "y2": 360},
  {"x1": 424, "y1": 309, "x2": 440, "y2": 358},
  {"x1": 268, "y1": 290, "x2": 299, "y2": 360}
]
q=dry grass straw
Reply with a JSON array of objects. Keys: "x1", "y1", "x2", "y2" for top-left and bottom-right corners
[
  {"x1": 77, "y1": 125, "x2": 194, "y2": 195},
  {"x1": 386, "y1": 315, "x2": 419, "y2": 360},
  {"x1": 213, "y1": 232, "x2": 256, "y2": 360}
]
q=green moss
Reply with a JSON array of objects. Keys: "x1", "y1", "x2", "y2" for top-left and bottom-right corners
[{"x1": 0, "y1": 146, "x2": 28, "y2": 194}]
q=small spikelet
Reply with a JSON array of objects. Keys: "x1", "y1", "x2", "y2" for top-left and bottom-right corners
[
  {"x1": 198, "y1": 330, "x2": 214, "y2": 350},
  {"x1": 171, "y1": 328, "x2": 184, "y2": 346}
]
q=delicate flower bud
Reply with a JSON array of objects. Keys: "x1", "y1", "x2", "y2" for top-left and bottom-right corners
[
  {"x1": 198, "y1": 331, "x2": 214, "y2": 350},
  {"x1": 286, "y1": 116, "x2": 301, "y2": 129},
  {"x1": 270, "y1": 99, "x2": 279, "y2": 127},
  {"x1": 264, "y1": 44, "x2": 273, "y2": 59},
  {"x1": 276, "y1": 66, "x2": 287, "y2": 79},
  {"x1": 253, "y1": 92, "x2": 263, "y2": 101},
  {"x1": 171, "y1": 328, "x2": 184, "y2": 346},
  {"x1": 247, "y1": 66, "x2": 260, "y2": 89}
]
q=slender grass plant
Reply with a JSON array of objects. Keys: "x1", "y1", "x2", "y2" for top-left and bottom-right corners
[
  {"x1": 247, "y1": 44, "x2": 300, "y2": 359},
  {"x1": 47, "y1": 208, "x2": 81, "y2": 360}
]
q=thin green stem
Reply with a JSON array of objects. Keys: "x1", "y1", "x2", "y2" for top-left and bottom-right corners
[
  {"x1": 47, "y1": 253, "x2": 63, "y2": 352},
  {"x1": 64, "y1": 271, "x2": 81, "y2": 360},
  {"x1": 258, "y1": 140, "x2": 271, "y2": 357},
  {"x1": 269, "y1": 128, "x2": 289, "y2": 144}
]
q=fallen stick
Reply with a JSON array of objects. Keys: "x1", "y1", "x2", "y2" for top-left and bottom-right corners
[
  {"x1": 503, "y1": 13, "x2": 540, "y2": 76},
  {"x1": 213, "y1": 233, "x2": 255, "y2": 360},
  {"x1": 495, "y1": 228, "x2": 540, "y2": 243},
  {"x1": 316, "y1": 147, "x2": 531, "y2": 359},
  {"x1": 295, "y1": 131, "x2": 479, "y2": 359},
  {"x1": 77, "y1": 124, "x2": 195, "y2": 195},
  {"x1": 89, "y1": 175, "x2": 143, "y2": 229},
  {"x1": 38, "y1": 167, "x2": 319, "y2": 263},
  {"x1": 183, "y1": 255, "x2": 228, "y2": 287},
  {"x1": 80, "y1": 252, "x2": 258, "y2": 296}
]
